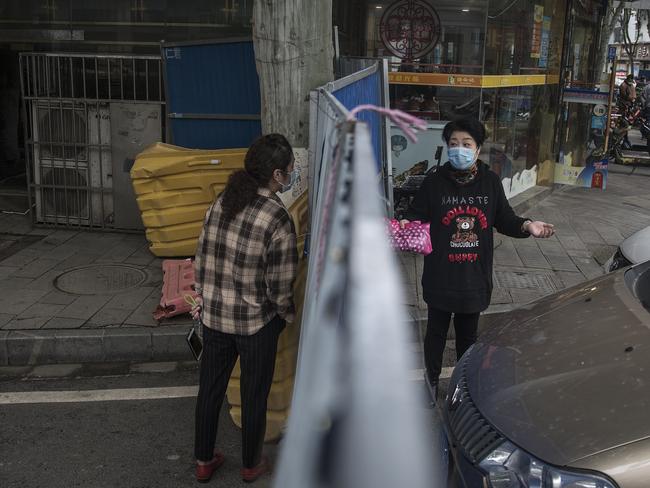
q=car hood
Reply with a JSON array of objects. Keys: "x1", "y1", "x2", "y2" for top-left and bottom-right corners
[
  {"x1": 468, "y1": 271, "x2": 650, "y2": 467},
  {"x1": 621, "y1": 226, "x2": 650, "y2": 265}
]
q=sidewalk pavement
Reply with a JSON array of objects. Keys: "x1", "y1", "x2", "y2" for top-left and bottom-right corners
[
  {"x1": 400, "y1": 171, "x2": 650, "y2": 378},
  {"x1": 0, "y1": 221, "x2": 193, "y2": 368},
  {"x1": 608, "y1": 161, "x2": 650, "y2": 178},
  {"x1": 1, "y1": 172, "x2": 649, "y2": 368}
]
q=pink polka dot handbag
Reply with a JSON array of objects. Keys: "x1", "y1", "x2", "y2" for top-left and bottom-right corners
[{"x1": 387, "y1": 219, "x2": 433, "y2": 255}]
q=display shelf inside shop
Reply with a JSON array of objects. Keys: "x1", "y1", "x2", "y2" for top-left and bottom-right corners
[{"x1": 400, "y1": 110, "x2": 441, "y2": 120}]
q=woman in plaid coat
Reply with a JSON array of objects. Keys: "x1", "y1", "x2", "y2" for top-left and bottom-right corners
[{"x1": 192, "y1": 134, "x2": 299, "y2": 483}]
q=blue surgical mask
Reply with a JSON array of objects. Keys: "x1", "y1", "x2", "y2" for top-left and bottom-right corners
[
  {"x1": 448, "y1": 147, "x2": 478, "y2": 170},
  {"x1": 279, "y1": 168, "x2": 299, "y2": 193}
]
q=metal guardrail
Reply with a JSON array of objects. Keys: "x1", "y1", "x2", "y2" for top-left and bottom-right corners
[
  {"x1": 311, "y1": 59, "x2": 394, "y2": 217},
  {"x1": 275, "y1": 88, "x2": 439, "y2": 485}
]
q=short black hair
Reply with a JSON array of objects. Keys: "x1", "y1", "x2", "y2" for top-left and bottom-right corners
[{"x1": 442, "y1": 117, "x2": 486, "y2": 147}]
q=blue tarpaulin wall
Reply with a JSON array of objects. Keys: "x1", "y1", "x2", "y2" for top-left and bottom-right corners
[
  {"x1": 163, "y1": 40, "x2": 262, "y2": 149},
  {"x1": 333, "y1": 71, "x2": 383, "y2": 170}
]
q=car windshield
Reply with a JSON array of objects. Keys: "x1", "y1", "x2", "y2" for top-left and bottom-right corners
[{"x1": 625, "y1": 260, "x2": 650, "y2": 313}]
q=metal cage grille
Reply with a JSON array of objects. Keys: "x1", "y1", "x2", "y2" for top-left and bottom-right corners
[
  {"x1": 447, "y1": 365, "x2": 506, "y2": 464},
  {"x1": 20, "y1": 52, "x2": 165, "y2": 229}
]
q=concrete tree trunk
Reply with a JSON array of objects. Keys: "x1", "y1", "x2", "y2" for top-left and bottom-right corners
[{"x1": 252, "y1": 0, "x2": 334, "y2": 147}]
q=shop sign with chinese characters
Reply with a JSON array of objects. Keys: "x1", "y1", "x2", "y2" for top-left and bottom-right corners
[
  {"x1": 388, "y1": 73, "x2": 548, "y2": 88},
  {"x1": 637, "y1": 44, "x2": 650, "y2": 61},
  {"x1": 562, "y1": 89, "x2": 609, "y2": 105},
  {"x1": 539, "y1": 16, "x2": 552, "y2": 68},
  {"x1": 531, "y1": 5, "x2": 544, "y2": 59},
  {"x1": 481, "y1": 74, "x2": 547, "y2": 88},
  {"x1": 591, "y1": 115, "x2": 606, "y2": 130},
  {"x1": 388, "y1": 73, "x2": 480, "y2": 87},
  {"x1": 591, "y1": 103, "x2": 607, "y2": 130}
]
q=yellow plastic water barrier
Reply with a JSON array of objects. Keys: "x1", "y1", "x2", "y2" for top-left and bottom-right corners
[
  {"x1": 130, "y1": 143, "x2": 247, "y2": 257},
  {"x1": 132, "y1": 143, "x2": 308, "y2": 442}
]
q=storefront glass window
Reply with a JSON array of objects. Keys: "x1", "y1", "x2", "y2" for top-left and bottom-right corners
[
  {"x1": 367, "y1": 0, "x2": 488, "y2": 120},
  {"x1": 372, "y1": 0, "x2": 571, "y2": 196},
  {"x1": 484, "y1": 0, "x2": 565, "y2": 75},
  {"x1": 481, "y1": 84, "x2": 561, "y2": 183},
  {"x1": 557, "y1": 0, "x2": 603, "y2": 174},
  {"x1": 481, "y1": 0, "x2": 566, "y2": 185}
]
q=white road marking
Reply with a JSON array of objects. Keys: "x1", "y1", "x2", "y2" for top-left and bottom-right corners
[
  {"x1": 440, "y1": 367, "x2": 454, "y2": 379},
  {"x1": 0, "y1": 386, "x2": 199, "y2": 405},
  {"x1": 2, "y1": 368, "x2": 455, "y2": 405},
  {"x1": 408, "y1": 367, "x2": 454, "y2": 381}
]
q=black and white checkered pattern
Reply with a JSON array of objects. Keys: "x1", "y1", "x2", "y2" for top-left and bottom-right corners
[{"x1": 194, "y1": 188, "x2": 298, "y2": 335}]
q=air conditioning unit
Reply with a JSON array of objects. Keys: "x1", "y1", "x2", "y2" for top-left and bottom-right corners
[{"x1": 32, "y1": 102, "x2": 113, "y2": 226}]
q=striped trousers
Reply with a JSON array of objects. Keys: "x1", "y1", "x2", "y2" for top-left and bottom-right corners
[{"x1": 194, "y1": 316, "x2": 284, "y2": 467}]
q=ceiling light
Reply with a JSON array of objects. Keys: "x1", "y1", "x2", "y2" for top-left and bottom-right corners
[
  {"x1": 376, "y1": 5, "x2": 383, "y2": 8},
  {"x1": 462, "y1": 8, "x2": 470, "y2": 12}
]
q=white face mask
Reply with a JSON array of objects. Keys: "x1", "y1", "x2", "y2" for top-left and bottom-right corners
[
  {"x1": 277, "y1": 168, "x2": 298, "y2": 193},
  {"x1": 448, "y1": 147, "x2": 479, "y2": 170}
]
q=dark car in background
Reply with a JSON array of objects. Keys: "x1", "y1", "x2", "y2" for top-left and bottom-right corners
[{"x1": 442, "y1": 260, "x2": 650, "y2": 488}]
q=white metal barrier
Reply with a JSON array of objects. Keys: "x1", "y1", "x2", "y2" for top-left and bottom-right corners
[{"x1": 274, "y1": 87, "x2": 441, "y2": 487}]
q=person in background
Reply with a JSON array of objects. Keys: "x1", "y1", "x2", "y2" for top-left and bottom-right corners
[
  {"x1": 620, "y1": 74, "x2": 637, "y2": 110},
  {"x1": 192, "y1": 134, "x2": 299, "y2": 483},
  {"x1": 619, "y1": 74, "x2": 637, "y2": 149},
  {"x1": 401, "y1": 117, "x2": 555, "y2": 404}
]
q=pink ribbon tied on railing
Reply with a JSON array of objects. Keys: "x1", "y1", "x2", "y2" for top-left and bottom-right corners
[{"x1": 347, "y1": 104, "x2": 428, "y2": 143}]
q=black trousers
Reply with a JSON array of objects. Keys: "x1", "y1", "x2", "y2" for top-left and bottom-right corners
[
  {"x1": 424, "y1": 307, "x2": 480, "y2": 385},
  {"x1": 194, "y1": 316, "x2": 284, "y2": 467}
]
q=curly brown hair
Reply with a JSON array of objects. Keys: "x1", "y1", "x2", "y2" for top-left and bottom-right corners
[{"x1": 220, "y1": 133, "x2": 293, "y2": 222}]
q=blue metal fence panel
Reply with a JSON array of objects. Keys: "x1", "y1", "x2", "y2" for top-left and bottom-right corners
[
  {"x1": 332, "y1": 72, "x2": 382, "y2": 168},
  {"x1": 168, "y1": 118, "x2": 261, "y2": 150},
  {"x1": 163, "y1": 40, "x2": 262, "y2": 149}
]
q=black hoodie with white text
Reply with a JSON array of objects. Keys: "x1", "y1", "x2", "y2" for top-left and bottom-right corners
[{"x1": 405, "y1": 161, "x2": 530, "y2": 314}]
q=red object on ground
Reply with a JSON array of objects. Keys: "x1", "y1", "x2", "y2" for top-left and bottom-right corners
[
  {"x1": 153, "y1": 259, "x2": 198, "y2": 321},
  {"x1": 195, "y1": 451, "x2": 225, "y2": 483},
  {"x1": 241, "y1": 457, "x2": 271, "y2": 483},
  {"x1": 592, "y1": 171, "x2": 604, "y2": 189}
]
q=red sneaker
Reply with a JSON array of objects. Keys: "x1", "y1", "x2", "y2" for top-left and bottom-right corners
[
  {"x1": 196, "y1": 451, "x2": 225, "y2": 483},
  {"x1": 241, "y1": 457, "x2": 270, "y2": 483}
]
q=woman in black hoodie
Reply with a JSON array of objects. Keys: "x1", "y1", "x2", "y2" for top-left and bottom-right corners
[{"x1": 403, "y1": 117, "x2": 554, "y2": 402}]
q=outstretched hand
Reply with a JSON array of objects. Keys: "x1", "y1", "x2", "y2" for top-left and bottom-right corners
[{"x1": 526, "y1": 221, "x2": 555, "y2": 238}]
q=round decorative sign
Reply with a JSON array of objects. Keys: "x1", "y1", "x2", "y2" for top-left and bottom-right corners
[
  {"x1": 379, "y1": 0, "x2": 441, "y2": 60},
  {"x1": 593, "y1": 104, "x2": 607, "y2": 117},
  {"x1": 55, "y1": 265, "x2": 148, "y2": 295}
]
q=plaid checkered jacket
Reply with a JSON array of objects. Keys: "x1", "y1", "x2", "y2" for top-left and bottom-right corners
[{"x1": 194, "y1": 188, "x2": 298, "y2": 335}]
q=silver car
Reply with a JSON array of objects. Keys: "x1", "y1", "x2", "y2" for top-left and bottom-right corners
[
  {"x1": 606, "y1": 225, "x2": 650, "y2": 272},
  {"x1": 443, "y1": 260, "x2": 650, "y2": 487}
]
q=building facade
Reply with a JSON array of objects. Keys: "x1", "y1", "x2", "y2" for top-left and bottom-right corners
[
  {"x1": 341, "y1": 0, "x2": 606, "y2": 197},
  {"x1": 0, "y1": 0, "x2": 607, "y2": 227}
]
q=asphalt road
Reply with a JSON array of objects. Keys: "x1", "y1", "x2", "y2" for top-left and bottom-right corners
[{"x1": 0, "y1": 363, "x2": 279, "y2": 488}]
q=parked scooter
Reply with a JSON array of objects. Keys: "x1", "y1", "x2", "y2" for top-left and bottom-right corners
[{"x1": 592, "y1": 111, "x2": 650, "y2": 165}]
